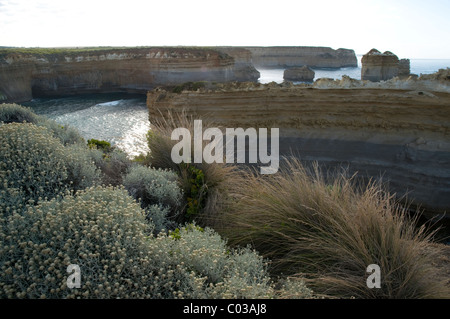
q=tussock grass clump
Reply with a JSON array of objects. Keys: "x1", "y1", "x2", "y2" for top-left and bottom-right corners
[
  {"x1": 147, "y1": 110, "x2": 242, "y2": 227},
  {"x1": 220, "y1": 158, "x2": 449, "y2": 298}
]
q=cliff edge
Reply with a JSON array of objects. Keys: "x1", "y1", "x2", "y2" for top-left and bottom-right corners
[
  {"x1": 244, "y1": 46, "x2": 358, "y2": 68},
  {"x1": 147, "y1": 75, "x2": 450, "y2": 219},
  {"x1": 0, "y1": 47, "x2": 259, "y2": 103}
]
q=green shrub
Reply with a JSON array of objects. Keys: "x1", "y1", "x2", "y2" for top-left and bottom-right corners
[
  {"x1": 131, "y1": 152, "x2": 151, "y2": 165},
  {"x1": 182, "y1": 164, "x2": 207, "y2": 220},
  {"x1": 87, "y1": 139, "x2": 112, "y2": 153},
  {"x1": 0, "y1": 123, "x2": 99, "y2": 215}
]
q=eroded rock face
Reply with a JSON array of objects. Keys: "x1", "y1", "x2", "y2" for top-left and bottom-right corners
[
  {"x1": 398, "y1": 59, "x2": 411, "y2": 78},
  {"x1": 361, "y1": 49, "x2": 400, "y2": 81},
  {"x1": 0, "y1": 47, "x2": 259, "y2": 103},
  {"x1": 283, "y1": 66, "x2": 315, "y2": 82},
  {"x1": 216, "y1": 47, "x2": 260, "y2": 81},
  {"x1": 147, "y1": 78, "x2": 450, "y2": 219},
  {"x1": 244, "y1": 46, "x2": 358, "y2": 68}
]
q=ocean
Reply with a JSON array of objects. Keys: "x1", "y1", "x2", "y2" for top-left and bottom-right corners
[
  {"x1": 257, "y1": 56, "x2": 450, "y2": 83},
  {"x1": 22, "y1": 57, "x2": 450, "y2": 157},
  {"x1": 23, "y1": 93, "x2": 150, "y2": 157}
]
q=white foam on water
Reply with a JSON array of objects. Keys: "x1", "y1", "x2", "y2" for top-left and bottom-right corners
[{"x1": 26, "y1": 95, "x2": 150, "y2": 157}]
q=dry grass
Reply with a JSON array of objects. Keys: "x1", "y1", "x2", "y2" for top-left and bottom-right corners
[
  {"x1": 147, "y1": 109, "x2": 243, "y2": 227},
  {"x1": 218, "y1": 157, "x2": 450, "y2": 299}
]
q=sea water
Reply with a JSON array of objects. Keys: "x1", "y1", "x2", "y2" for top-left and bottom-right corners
[
  {"x1": 257, "y1": 56, "x2": 450, "y2": 83},
  {"x1": 22, "y1": 58, "x2": 449, "y2": 157},
  {"x1": 23, "y1": 93, "x2": 150, "y2": 157}
]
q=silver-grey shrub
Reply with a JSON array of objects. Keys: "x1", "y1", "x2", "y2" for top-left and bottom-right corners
[
  {"x1": 0, "y1": 103, "x2": 40, "y2": 124},
  {"x1": 0, "y1": 123, "x2": 70, "y2": 214},
  {"x1": 1, "y1": 186, "x2": 284, "y2": 299},
  {"x1": 0, "y1": 123, "x2": 100, "y2": 215},
  {"x1": 94, "y1": 148, "x2": 132, "y2": 187},
  {"x1": 0, "y1": 186, "x2": 154, "y2": 298},
  {"x1": 36, "y1": 117, "x2": 85, "y2": 146},
  {"x1": 146, "y1": 204, "x2": 175, "y2": 235},
  {"x1": 0, "y1": 103, "x2": 85, "y2": 146},
  {"x1": 64, "y1": 144, "x2": 102, "y2": 191},
  {"x1": 123, "y1": 165, "x2": 182, "y2": 208},
  {"x1": 123, "y1": 165, "x2": 183, "y2": 231},
  {"x1": 153, "y1": 224, "x2": 277, "y2": 298}
]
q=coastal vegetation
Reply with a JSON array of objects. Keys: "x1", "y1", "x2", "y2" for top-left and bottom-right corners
[{"x1": 0, "y1": 103, "x2": 449, "y2": 299}]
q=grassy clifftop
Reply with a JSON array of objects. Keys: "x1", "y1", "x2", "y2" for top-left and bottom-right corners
[{"x1": 0, "y1": 46, "x2": 231, "y2": 60}]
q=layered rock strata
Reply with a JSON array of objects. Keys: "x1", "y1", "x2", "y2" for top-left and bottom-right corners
[
  {"x1": 215, "y1": 47, "x2": 260, "y2": 81},
  {"x1": 244, "y1": 46, "x2": 358, "y2": 68},
  {"x1": 398, "y1": 59, "x2": 411, "y2": 78},
  {"x1": 147, "y1": 78, "x2": 450, "y2": 219},
  {"x1": 283, "y1": 66, "x2": 315, "y2": 82},
  {"x1": 361, "y1": 49, "x2": 411, "y2": 81},
  {"x1": 0, "y1": 47, "x2": 259, "y2": 103}
]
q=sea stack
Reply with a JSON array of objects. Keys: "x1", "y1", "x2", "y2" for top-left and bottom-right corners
[
  {"x1": 283, "y1": 66, "x2": 315, "y2": 82},
  {"x1": 361, "y1": 49, "x2": 399, "y2": 82},
  {"x1": 398, "y1": 58, "x2": 411, "y2": 78}
]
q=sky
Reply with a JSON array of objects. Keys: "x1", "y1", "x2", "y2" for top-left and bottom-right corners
[{"x1": 0, "y1": 0, "x2": 449, "y2": 59}]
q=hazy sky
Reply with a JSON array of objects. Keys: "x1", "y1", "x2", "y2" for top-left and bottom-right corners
[{"x1": 1, "y1": 0, "x2": 449, "y2": 58}]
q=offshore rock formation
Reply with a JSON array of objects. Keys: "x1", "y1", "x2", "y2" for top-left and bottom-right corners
[
  {"x1": 244, "y1": 46, "x2": 358, "y2": 69},
  {"x1": 361, "y1": 49, "x2": 411, "y2": 82},
  {"x1": 147, "y1": 75, "x2": 450, "y2": 219},
  {"x1": 0, "y1": 47, "x2": 259, "y2": 103},
  {"x1": 283, "y1": 66, "x2": 315, "y2": 82},
  {"x1": 398, "y1": 59, "x2": 411, "y2": 78},
  {"x1": 215, "y1": 47, "x2": 260, "y2": 81},
  {"x1": 314, "y1": 72, "x2": 450, "y2": 93}
]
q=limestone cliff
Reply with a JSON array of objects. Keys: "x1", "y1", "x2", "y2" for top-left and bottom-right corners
[
  {"x1": 398, "y1": 59, "x2": 411, "y2": 78},
  {"x1": 244, "y1": 46, "x2": 358, "y2": 68},
  {"x1": 147, "y1": 78, "x2": 450, "y2": 219},
  {"x1": 361, "y1": 49, "x2": 410, "y2": 81},
  {"x1": 215, "y1": 47, "x2": 260, "y2": 81},
  {"x1": 0, "y1": 47, "x2": 259, "y2": 103},
  {"x1": 283, "y1": 66, "x2": 315, "y2": 82}
]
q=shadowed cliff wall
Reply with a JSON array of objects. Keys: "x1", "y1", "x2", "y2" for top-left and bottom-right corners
[{"x1": 147, "y1": 81, "x2": 450, "y2": 219}]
